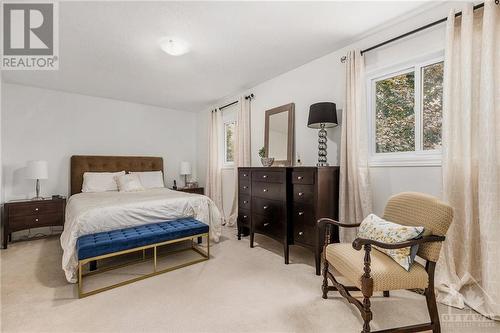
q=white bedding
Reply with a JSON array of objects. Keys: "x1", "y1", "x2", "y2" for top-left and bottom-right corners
[{"x1": 60, "y1": 188, "x2": 223, "y2": 283}]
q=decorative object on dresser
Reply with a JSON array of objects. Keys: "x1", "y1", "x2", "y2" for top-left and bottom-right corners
[
  {"x1": 237, "y1": 166, "x2": 339, "y2": 274},
  {"x1": 258, "y1": 147, "x2": 274, "y2": 167},
  {"x1": 2, "y1": 197, "x2": 66, "y2": 249},
  {"x1": 308, "y1": 102, "x2": 338, "y2": 166},
  {"x1": 26, "y1": 160, "x2": 48, "y2": 200},
  {"x1": 264, "y1": 103, "x2": 295, "y2": 166},
  {"x1": 180, "y1": 161, "x2": 191, "y2": 187},
  {"x1": 174, "y1": 187, "x2": 204, "y2": 195}
]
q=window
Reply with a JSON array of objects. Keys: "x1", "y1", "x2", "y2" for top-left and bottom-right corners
[
  {"x1": 220, "y1": 103, "x2": 238, "y2": 167},
  {"x1": 224, "y1": 121, "x2": 236, "y2": 165},
  {"x1": 369, "y1": 56, "x2": 443, "y2": 166}
]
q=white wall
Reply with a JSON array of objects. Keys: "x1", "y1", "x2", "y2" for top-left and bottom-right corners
[
  {"x1": 2, "y1": 84, "x2": 198, "y2": 201},
  {"x1": 197, "y1": 2, "x2": 464, "y2": 214}
]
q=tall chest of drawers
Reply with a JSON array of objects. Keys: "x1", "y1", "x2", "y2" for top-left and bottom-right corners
[
  {"x1": 237, "y1": 167, "x2": 291, "y2": 263},
  {"x1": 237, "y1": 166, "x2": 339, "y2": 274}
]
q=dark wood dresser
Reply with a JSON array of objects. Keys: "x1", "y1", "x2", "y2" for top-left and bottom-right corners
[
  {"x1": 2, "y1": 198, "x2": 66, "y2": 249},
  {"x1": 237, "y1": 166, "x2": 339, "y2": 274}
]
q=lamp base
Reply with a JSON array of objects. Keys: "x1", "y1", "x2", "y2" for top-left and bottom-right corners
[
  {"x1": 317, "y1": 124, "x2": 329, "y2": 166},
  {"x1": 31, "y1": 196, "x2": 45, "y2": 201}
]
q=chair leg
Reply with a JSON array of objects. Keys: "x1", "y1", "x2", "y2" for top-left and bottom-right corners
[
  {"x1": 425, "y1": 287, "x2": 441, "y2": 333},
  {"x1": 361, "y1": 295, "x2": 372, "y2": 333},
  {"x1": 383, "y1": 291, "x2": 390, "y2": 297},
  {"x1": 322, "y1": 260, "x2": 329, "y2": 299}
]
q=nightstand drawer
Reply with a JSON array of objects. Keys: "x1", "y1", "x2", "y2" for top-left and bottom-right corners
[
  {"x1": 9, "y1": 201, "x2": 62, "y2": 217},
  {"x1": 9, "y1": 213, "x2": 64, "y2": 232}
]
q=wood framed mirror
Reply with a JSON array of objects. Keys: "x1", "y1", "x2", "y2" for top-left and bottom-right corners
[{"x1": 264, "y1": 103, "x2": 295, "y2": 166}]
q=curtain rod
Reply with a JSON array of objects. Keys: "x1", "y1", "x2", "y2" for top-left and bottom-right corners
[
  {"x1": 340, "y1": 2, "x2": 487, "y2": 62},
  {"x1": 217, "y1": 93, "x2": 254, "y2": 111}
]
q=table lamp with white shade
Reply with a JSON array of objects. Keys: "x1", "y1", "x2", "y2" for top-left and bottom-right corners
[
  {"x1": 26, "y1": 160, "x2": 48, "y2": 200},
  {"x1": 180, "y1": 161, "x2": 191, "y2": 187}
]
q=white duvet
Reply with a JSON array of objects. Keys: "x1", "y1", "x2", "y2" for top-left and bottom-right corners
[{"x1": 60, "y1": 188, "x2": 223, "y2": 283}]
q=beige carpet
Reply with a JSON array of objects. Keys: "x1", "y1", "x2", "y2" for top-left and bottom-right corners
[{"x1": 1, "y1": 226, "x2": 498, "y2": 333}]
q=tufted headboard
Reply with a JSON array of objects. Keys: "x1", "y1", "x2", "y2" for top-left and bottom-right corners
[{"x1": 70, "y1": 155, "x2": 164, "y2": 196}]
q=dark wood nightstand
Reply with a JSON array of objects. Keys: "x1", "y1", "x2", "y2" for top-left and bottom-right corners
[
  {"x1": 173, "y1": 187, "x2": 205, "y2": 195},
  {"x1": 2, "y1": 198, "x2": 66, "y2": 249}
]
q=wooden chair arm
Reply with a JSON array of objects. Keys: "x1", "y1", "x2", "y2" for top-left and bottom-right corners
[
  {"x1": 317, "y1": 218, "x2": 361, "y2": 229},
  {"x1": 352, "y1": 235, "x2": 446, "y2": 251}
]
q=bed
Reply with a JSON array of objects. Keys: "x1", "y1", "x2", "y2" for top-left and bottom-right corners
[{"x1": 61, "y1": 155, "x2": 222, "y2": 283}]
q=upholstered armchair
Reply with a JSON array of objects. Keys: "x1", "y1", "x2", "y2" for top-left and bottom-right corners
[{"x1": 318, "y1": 192, "x2": 453, "y2": 333}]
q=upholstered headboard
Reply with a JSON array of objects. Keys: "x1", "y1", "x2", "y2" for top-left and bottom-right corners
[{"x1": 70, "y1": 155, "x2": 164, "y2": 195}]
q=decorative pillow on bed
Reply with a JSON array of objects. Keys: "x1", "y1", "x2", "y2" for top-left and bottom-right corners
[
  {"x1": 357, "y1": 214, "x2": 424, "y2": 271},
  {"x1": 115, "y1": 173, "x2": 145, "y2": 192},
  {"x1": 82, "y1": 171, "x2": 125, "y2": 192},
  {"x1": 129, "y1": 171, "x2": 164, "y2": 189}
]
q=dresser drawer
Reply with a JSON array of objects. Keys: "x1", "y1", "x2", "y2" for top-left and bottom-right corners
[
  {"x1": 252, "y1": 181, "x2": 284, "y2": 200},
  {"x1": 292, "y1": 170, "x2": 315, "y2": 185},
  {"x1": 252, "y1": 170, "x2": 284, "y2": 183},
  {"x1": 9, "y1": 213, "x2": 63, "y2": 232},
  {"x1": 238, "y1": 209, "x2": 251, "y2": 227},
  {"x1": 253, "y1": 214, "x2": 283, "y2": 239},
  {"x1": 9, "y1": 201, "x2": 62, "y2": 217},
  {"x1": 293, "y1": 184, "x2": 314, "y2": 204},
  {"x1": 293, "y1": 223, "x2": 316, "y2": 246},
  {"x1": 239, "y1": 180, "x2": 250, "y2": 195},
  {"x1": 252, "y1": 197, "x2": 283, "y2": 219},
  {"x1": 292, "y1": 204, "x2": 316, "y2": 226},
  {"x1": 239, "y1": 169, "x2": 251, "y2": 180},
  {"x1": 238, "y1": 195, "x2": 251, "y2": 210}
]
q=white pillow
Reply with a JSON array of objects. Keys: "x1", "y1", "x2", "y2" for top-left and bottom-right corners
[
  {"x1": 82, "y1": 171, "x2": 125, "y2": 193},
  {"x1": 129, "y1": 171, "x2": 165, "y2": 189},
  {"x1": 115, "y1": 173, "x2": 145, "y2": 192}
]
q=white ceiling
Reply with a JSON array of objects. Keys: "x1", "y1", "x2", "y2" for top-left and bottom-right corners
[{"x1": 3, "y1": 1, "x2": 434, "y2": 111}]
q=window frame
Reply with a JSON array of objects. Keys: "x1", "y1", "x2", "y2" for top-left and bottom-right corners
[{"x1": 366, "y1": 52, "x2": 444, "y2": 167}]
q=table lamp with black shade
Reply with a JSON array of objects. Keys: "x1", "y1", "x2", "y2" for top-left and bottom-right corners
[{"x1": 307, "y1": 102, "x2": 338, "y2": 166}]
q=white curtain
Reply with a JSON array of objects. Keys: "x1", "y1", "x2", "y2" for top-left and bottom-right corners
[
  {"x1": 227, "y1": 96, "x2": 252, "y2": 226},
  {"x1": 205, "y1": 109, "x2": 223, "y2": 215},
  {"x1": 436, "y1": 2, "x2": 500, "y2": 320},
  {"x1": 339, "y1": 50, "x2": 373, "y2": 242}
]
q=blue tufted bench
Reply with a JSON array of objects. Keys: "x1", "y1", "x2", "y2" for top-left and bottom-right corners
[{"x1": 77, "y1": 218, "x2": 209, "y2": 298}]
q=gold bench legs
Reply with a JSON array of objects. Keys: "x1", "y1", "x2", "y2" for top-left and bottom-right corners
[{"x1": 78, "y1": 232, "x2": 210, "y2": 298}]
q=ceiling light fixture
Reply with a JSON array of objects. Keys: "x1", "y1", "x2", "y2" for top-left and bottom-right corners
[{"x1": 159, "y1": 37, "x2": 190, "y2": 56}]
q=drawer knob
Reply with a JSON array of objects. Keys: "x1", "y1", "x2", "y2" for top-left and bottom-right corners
[
  {"x1": 298, "y1": 192, "x2": 304, "y2": 196},
  {"x1": 243, "y1": 215, "x2": 248, "y2": 219},
  {"x1": 298, "y1": 211, "x2": 304, "y2": 216},
  {"x1": 263, "y1": 222, "x2": 270, "y2": 227},
  {"x1": 263, "y1": 205, "x2": 268, "y2": 210},
  {"x1": 243, "y1": 174, "x2": 247, "y2": 177},
  {"x1": 35, "y1": 218, "x2": 39, "y2": 222},
  {"x1": 243, "y1": 200, "x2": 248, "y2": 204},
  {"x1": 297, "y1": 176, "x2": 303, "y2": 180},
  {"x1": 243, "y1": 186, "x2": 248, "y2": 189},
  {"x1": 263, "y1": 189, "x2": 268, "y2": 192},
  {"x1": 262, "y1": 175, "x2": 267, "y2": 179},
  {"x1": 35, "y1": 208, "x2": 39, "y2": 211},
  {"x1": 298, "y1": 231, "x2": 303, "y2": 236}
]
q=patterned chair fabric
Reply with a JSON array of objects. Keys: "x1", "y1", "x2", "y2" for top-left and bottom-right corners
[
  {"x1": 382, "y1": 192, "x2": 453, "y2": 262},
  {"x1": 326, "y1": 243, "x2": 428, "y2": 292}
]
